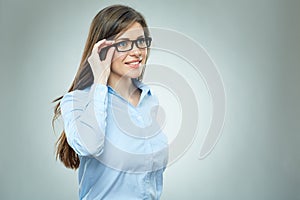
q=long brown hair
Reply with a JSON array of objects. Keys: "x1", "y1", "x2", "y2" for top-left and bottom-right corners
[{"x1": 52, "y1": 5, "x2": 150, "y2": 169}]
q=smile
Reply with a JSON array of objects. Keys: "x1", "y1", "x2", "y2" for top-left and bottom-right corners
[{"x1": 125, "y1": 59, "x2": 142, "y2": 68}]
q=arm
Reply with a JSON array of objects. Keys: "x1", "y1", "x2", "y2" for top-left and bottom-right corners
[
  {"x1": 61, "y1": 84, "x2": 108, "y2": 157},
  {"x1": 61, "y1": 39, "x2": 115, "y2": 158}
]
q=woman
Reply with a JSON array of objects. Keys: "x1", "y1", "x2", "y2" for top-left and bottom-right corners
[{"x1": 52, "y1": 4, "x2": 169, "y2": 200}]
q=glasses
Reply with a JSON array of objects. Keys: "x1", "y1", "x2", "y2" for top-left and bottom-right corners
[
  {"x1": 99, "y1": 37, "x2": 152, "y2": 61},
  {"x1": 114, "y1": 37, "x2": 152, "y2": 52}
]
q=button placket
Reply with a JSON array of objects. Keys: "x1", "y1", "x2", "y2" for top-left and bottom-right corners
[{"x1": 136, "y1": 107, "x2": 145, "y2": 126}]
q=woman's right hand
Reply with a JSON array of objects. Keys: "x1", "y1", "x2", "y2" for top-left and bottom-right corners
[{"x1": 87, "y1": 39, "x2": 115, "y2": 85}]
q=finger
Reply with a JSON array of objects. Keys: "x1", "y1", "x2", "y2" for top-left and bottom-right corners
[
  {"x1": 93, "y1": 39, "x2": 114, "y2": 49},
  {"x1": 105, "y1": 46, "x2": 116, "y2": 62},
  {"x1": 97, "y1": 40, "x2": 115, "y2": 54},
  {"x1": 92, "y1": 39, "x2": 106, "y2": 52}
]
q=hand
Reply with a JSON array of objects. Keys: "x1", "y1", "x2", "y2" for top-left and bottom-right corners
[{"x1": 87, "y1": 39, "x2": 115, "y2": 85}]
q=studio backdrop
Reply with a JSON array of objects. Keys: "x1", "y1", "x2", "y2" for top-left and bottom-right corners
[{"x1": 1, "y1": 0, "x2": 299, "y2": 199}]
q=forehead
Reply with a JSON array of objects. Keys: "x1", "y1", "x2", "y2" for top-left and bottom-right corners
[{"x1": 116, "y1": 22, "x2": 145, "y2": 39}]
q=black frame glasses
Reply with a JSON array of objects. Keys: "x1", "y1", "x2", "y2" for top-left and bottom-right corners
[{"x1": 99, "y1": 37, "x2": 152, "y2": 61}]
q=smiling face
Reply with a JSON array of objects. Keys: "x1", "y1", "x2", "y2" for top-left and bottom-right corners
[{"x1": 109, "y1": 22, "x2": 148, "y2": 80}]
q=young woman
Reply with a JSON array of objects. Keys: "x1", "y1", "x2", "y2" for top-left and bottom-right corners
[{"x1": 52, "y1": 4, "x2": 169, "y2": 200}]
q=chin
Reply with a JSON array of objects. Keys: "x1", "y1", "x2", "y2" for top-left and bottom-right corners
[
  {"x1": 126, "y1": 71, "x2": 142, "y2": 79},
  {"x1": 122, "y1": 66, "x2": 143, "y2": 79}
]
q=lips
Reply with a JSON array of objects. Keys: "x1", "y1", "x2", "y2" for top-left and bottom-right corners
[{"x1": 125, "y1": 59, "x2": 142, "y2": 68}]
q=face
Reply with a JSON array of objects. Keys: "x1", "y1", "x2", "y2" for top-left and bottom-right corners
[{"x1": 110, "y1": 22, "x2": 148, "y2": 80}]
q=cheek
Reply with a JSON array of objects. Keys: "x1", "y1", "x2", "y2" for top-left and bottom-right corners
[
  {"x1": 143, "y1": 49, "x2": 148, "y2": 57},
  {"x1": 142, "y1": 49, "x2": 148, "y2": 63},
  {"x1": 112, "y1": 51, "x2": 127, "y2": 64}
]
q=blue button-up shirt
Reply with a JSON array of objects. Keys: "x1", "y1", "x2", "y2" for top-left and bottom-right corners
[{"x1": 61, "y1": 79, "x2": 169, "y2": 200}]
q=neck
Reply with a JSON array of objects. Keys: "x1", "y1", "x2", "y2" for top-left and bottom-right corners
[{"x1": 108, "y1": 75, "x2": 138, "y2": 100}]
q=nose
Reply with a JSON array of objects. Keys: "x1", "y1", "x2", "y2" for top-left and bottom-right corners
[{"x1": 130, "y1": 43, "x2": 142, "y2": 57}]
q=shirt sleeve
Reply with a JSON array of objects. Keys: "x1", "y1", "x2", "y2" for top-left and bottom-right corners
[{"x1": 60, "y1": 84, "x2": 108, "y2": 158}]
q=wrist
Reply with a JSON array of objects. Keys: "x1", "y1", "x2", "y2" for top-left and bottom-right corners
[{"x1": 94, "y1": 73, "x2": 108, "y2": 85}]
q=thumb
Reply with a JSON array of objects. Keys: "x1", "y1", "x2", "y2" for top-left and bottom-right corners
[{"x1": 105, "y1": 46, "x2": 116, "y2": 64}]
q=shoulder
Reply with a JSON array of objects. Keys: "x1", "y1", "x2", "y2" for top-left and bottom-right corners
[{"x1": 61, "y1": 86, "x2": 92, "y2": 106}]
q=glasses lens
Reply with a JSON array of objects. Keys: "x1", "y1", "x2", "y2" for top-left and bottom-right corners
[
  {"x1": 136, "y1": 38, "x2": 147, "y2": 48},
  {"x1": 137, "y1": 37, "x2": 152, "y2": 48},
  {"x1": 116, "y1": 40, "x2": 131, "y2": 51},
  {"x1": 145, "y1": 37, "x2": 152, "y2": 47}
]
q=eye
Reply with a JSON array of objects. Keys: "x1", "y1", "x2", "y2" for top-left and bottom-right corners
[
  {"x1": 116, "y1": 41, "x2": 129, "y2": 48},
  {"x1": 136, "y1": 38, "x2": 146, "y2": 46}
]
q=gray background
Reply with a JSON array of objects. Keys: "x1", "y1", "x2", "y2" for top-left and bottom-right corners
[{"x1": 1, "y1": 0, "x2": 299, "y2": 199}]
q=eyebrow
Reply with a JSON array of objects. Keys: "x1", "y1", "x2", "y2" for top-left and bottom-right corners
[{"x1": 115, "y1": 35, "x2": 145, "y2": 41}]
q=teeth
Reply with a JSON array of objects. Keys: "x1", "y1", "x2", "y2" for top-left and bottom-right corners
[{"x1": 129, "y1": 61, "x2": 139, "y2": 65}]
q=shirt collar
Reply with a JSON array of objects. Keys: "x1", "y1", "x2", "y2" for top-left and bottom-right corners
[
  {"x1": 108, "y1": 78, "x2": 152, "y2": 102},
  {"x1": 132, "y1": 78, "x2": 152, "y2": 96}
]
